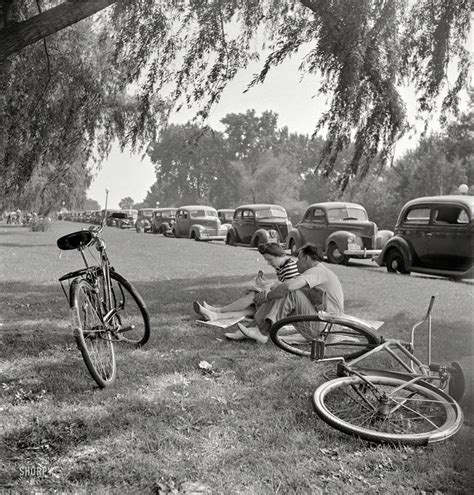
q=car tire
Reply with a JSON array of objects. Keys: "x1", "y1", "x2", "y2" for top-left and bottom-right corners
[
  {"x1": 173, "y1": 228, "x2": 179, "y2": 238},
  {"x1": 386, "y1": 249, "x2": 409, "y2": 274},
  {"x1": 289, "y1": 239, "x2": 298, "y2": 256},
  {"x1": 136, "y1": 224, "x2": 144, "y2": 233},
  {"x1": 226, "y1": 231, "x2": 236, "y2": 246},
  {"x1": 327, "y1": 243, "x2": 349, "y2": 265}
]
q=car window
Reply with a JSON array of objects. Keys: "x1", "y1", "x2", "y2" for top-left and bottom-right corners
[
  {"x1": 327, "y1": 207, "x2": 367, "y2": 222},
  {"x1": 404, "y1": 207, "x2": 431, "y2": 225},
  {"x1": 312, "y1": 208, "x2": 326, "y2": 223},
  {"x1": 457, "y1": 210, "x2": 469, "y2": 224},
  {"x1": 242, "y1": 210, "x2": 255, "y2": 219},
  {"x1": 434, "y1": 205, "x2": 470, "y2": 225},
  {"x1": 254, "y1": 208, "x2": 287, "y2": 219},
  {"x1": 303, "y1": 208, "x2": 314, "y2": 222},
  {"x1": 206, "y1": 210, "x2": 217, "y2": 217}
]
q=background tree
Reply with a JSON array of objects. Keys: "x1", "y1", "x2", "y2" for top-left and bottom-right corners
[
  {"x1": 84, "y1": 198, "x2": 101, "y2": 211},
  {"x1": 119, "y1": 197, "x2": 135, "y2": 209}
]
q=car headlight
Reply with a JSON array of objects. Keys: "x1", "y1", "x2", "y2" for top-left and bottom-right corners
[{"x1": 347, "y1": 234, "x2": 355, "y2": 243}]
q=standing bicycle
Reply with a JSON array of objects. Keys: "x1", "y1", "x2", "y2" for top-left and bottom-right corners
[{"x1": 57, "y1": 212, "x2": 150, "y2": 388}]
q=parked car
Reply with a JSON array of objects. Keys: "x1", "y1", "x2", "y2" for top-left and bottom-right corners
[
  {"x1": 106, "y1": 211, "x2": 134, "y2": 229},
  {"x1": 151, "y1": 208, "x2": 177, "y2": 234},
  {"x1": 286, "y1": 202, "x2": 393, "y2": 264},
  {"x1": 173, "y1": 205, "x2": 231, "y2": 241},
  {"x1": 376, "y1": 195, "x2": 473, "y2": 279},
  {"x1": 226, "y1": 204, "x2": 292, "y2": 247},
  {"x1": 135, "y1": 208, "x2": 155, "y2": 233},
  {"x1": 217, "y1": 209, "x2": 235, "y2": 224}
]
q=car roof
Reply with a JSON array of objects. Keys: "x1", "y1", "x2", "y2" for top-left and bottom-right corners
[
  {"x1": 403, "y1": 195, "x2": 474, "y2": 213},
  {"x1": 178, "y1": 205, "x2": 217, "y2": 211},
  {"x1": 236, "y1": 204, "x2": 286, "y2": 210},
  {"x1": 306, "y1": 202, "x2": 366, "y2": 210},
  {"x1": 218, "y1": 208, "x2": 235, "y2": 212},
  {"x1": 155, "y1": 207, "x2": 177, "y2": 211}
]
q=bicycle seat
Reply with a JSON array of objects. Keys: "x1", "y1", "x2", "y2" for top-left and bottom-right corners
[{"x1": 57, "y1": 230, "x2": 93, "y2": 250}]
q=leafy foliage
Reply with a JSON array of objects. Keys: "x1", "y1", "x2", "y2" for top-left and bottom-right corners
[
  {"x1": 110, "y1": 0, "x2": 471, "y2": 188},
  {"x1": 119, "y1": 196, "x2": 135, "y2": 209},
  {"x1": 1, "y1": 0, "x2": 471, "y2": 208}
]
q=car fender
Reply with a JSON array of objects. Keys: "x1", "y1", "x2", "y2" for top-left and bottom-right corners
[
  {"x1": 251, "y1": 228, "x2": 278, "y2": 246},
  {"x1": 326, "y1": 230, "x2": 358, "y2": 252},
  {"x1": 220, "y1": 223, "x2": 232, "y2": 233},
  {"x1": 190, "y1": 224, "x2": 208, "y2": 240},
  {"x1": 375, "y1": 229, "x2": 394, "y2": 249},
  {"x1": 376, "y1": 237, "x2": 412, "y2": 267},
  {"x1": 226, "y1": 226, "x2": 239, "y2": 243},
  {"x1": 286, "y1": 229, "x2": 302, "y2": 251}
]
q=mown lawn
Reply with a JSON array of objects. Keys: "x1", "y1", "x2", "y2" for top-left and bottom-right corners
[{"x1": 1, "y1": 221, "x2": 473, "y2": 494}]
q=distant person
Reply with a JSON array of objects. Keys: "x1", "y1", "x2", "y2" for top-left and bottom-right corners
[
  {"x1": 237, "y1": 245, "x2": 344, "y2": 344},
  {"x1": 193, "y1": 243, "x2": 299, "y2": 340}
]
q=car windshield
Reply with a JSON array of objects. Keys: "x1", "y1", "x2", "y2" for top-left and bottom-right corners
[
  {"x1": 190, "y1": 210, "x2": 217, "y2": 218},
  {"x1": 112, "y1": 213, "x2": 128, "y2": 219},
  {"x1": 327, "y1": 207, "x2": 367, "y2": 222},
  {"x1": 139, "y1": 210, "x2": 154, "y2": 218},
  {"x1": 163, "y1": 209, "x2": 176, "y2": 217},
  {"x1": 255, "y1": 208, "x2": 287, "y2": 219},
  {"x1": 222, "y1": 212, "x2": 234, "y2": 221}
]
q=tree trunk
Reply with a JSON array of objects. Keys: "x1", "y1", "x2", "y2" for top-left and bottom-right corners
[
  {"x1": 0, "y1": 0, "x2": 118, "y2": 63},
  {"x1": 0, "y1": 1, "x2": 13, "y2": 192}
]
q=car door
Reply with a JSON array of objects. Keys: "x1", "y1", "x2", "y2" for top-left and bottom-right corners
[
  {"x1": 297, "y1": 207, "x2": 315, "y2": 246},
  {"x1": 399, "y1": 205, "x2": 432, "y2": 265},
  {"x1": 240, "y1": 209, "x2": 256, "y2": 243},
  {"x1": 428, "y1": 204, "x2": 472, "y2": 270},
  {"x1": 310, "y1": 208, "x2": 329, "y2": 248}
]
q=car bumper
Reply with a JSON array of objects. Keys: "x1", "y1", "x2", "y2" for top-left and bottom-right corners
[
  {"x1": 198, "y1": 233, "x2": 227, "y2": 241},
  {"x1": 343, "y1": 247, "x2": 382, "y2": 258}
]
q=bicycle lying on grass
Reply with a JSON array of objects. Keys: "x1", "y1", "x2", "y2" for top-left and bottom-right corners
[
  {"x1": 270, "y1": 296, "x2": 464, "y2": 445},
  {"x1": 57, "y1": 225, "x2": 150, "y2": 388}
]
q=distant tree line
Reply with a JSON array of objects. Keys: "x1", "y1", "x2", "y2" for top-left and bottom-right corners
[{"x1": 140, "y1": 107, "x2": 473, "y2": 230}]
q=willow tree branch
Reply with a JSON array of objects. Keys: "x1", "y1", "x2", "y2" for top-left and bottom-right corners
[{"x1": 0, "y1": 0, "x2": 118, "y2": 63}]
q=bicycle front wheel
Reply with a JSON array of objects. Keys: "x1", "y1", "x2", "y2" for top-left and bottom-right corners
[
  {"x1": 270, "y1": 314, "x2": 380, "y2": 360},
  {"x1": 108, "y1": 271, "x2": 150, "y2": 346},
  {"x1": 71, "y1": 278, "x2": 116, "y2": 388},
  {"x1": 313, "y1": 374, "x2": 463, "y2": 445}
]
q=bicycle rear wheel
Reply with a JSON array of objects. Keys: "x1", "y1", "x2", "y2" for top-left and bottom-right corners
[
  {"x1": 313, "y1": 373, "x2": 463, "y2": 445},
  {"x1": 270, "y1": 314, "x2": 380, "y2": 360},
  {"x1": 107, "y1": 271, "x2": 151, "y2": 346},
  {"x1": 71, "y1": 278, "x2": 116, "y2": 388}
]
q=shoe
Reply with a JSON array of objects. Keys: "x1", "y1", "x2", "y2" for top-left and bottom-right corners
[
  {"x1": 224, "y1": 329, "x2": 248, "y2": 341},
  {"x1": 237, "y1": 323, "x2": 268, "y2": 344},
  {"x1": 193, "y1": 300, "x2": 203, "y2": 315},
  {"x1": 193, "y1": 300, "x2": 210, "y2": 321},
  {"x1": 202, "y1": 301, "x2": 220, "y2": 312}
]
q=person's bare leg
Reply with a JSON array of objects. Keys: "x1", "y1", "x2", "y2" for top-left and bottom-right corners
[
  {"x1": 219, "y1": 293, "x2": 255, "y2": 312},
  {"x1": 196, "y1": 302, "x2": 254, "y2": 321}
]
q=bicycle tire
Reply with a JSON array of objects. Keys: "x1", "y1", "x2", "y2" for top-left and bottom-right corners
[
  {"x1": 107, "y1": 271, "x2": 151, "y2": 347},
  {"x1": 313, "y1": 373, "x2": 463, "y2": 445},
  {"x1": 71, "y1": 278, "x2": 116, "y2": 388},
  {"x1": 270, "y1": 314, "x2": 380, "y2": 360}
]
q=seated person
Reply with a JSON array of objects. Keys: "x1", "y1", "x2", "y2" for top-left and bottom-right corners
[
  {"x1": 237, "y1": 245, "x2": 344, "y2": 344},
  {"x1": 193, "y1": 243, "x2": 299, "y2": 339}
]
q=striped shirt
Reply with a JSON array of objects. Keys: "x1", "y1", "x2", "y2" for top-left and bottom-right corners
[{"x1": 276, "y1": 257, "x2": 299, "y2": 282}]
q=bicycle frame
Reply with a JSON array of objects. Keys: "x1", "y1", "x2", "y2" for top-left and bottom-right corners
[{"x1": 337, "y1": 296, "x2": 452, "y2": 391}]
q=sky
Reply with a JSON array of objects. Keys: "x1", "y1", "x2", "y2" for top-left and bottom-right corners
[
  {"x1": 87, "y1": 56, "x2": 327, "y2": 209},
  {"x1": 86, "y1": 51, "x2": 467, "y2": 210}
]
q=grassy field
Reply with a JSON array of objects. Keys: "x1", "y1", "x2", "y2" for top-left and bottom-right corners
[{"x1": 1, "y1": 221, "x2": 473, "y2": 494}]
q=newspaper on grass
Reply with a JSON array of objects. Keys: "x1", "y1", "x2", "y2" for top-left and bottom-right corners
[{"x1": 196, "y1": 315, "x2": 246, "y2": 329}]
